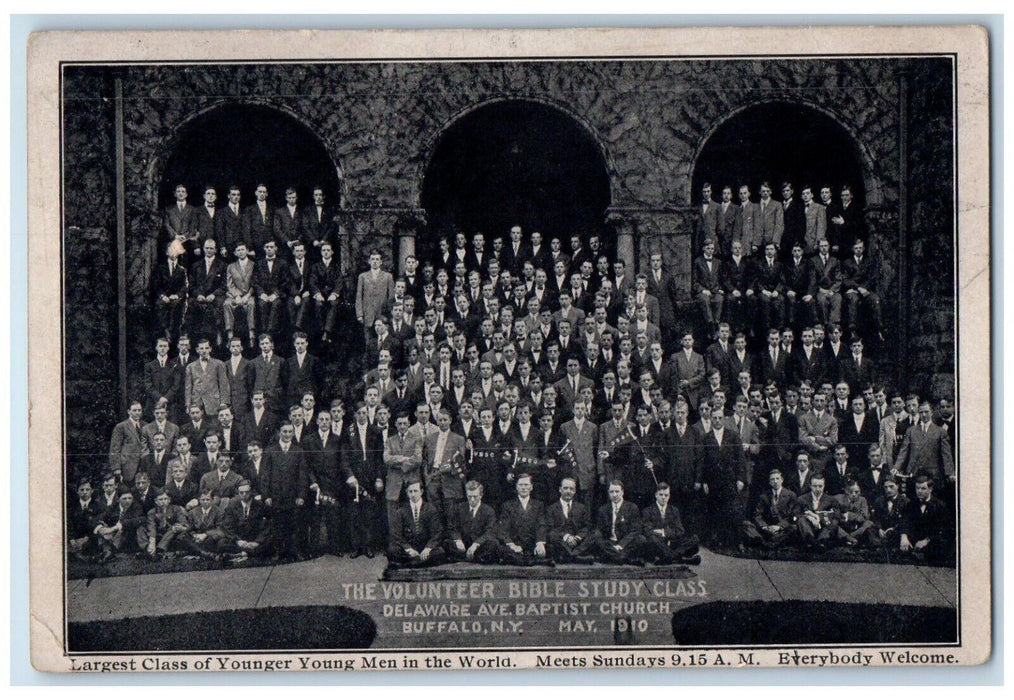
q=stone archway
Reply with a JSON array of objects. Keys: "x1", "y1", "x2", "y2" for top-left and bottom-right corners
[
  {"x1": 419, "y1": 99, "x2": 612, "y2": 265},
  {"x1": 691, "y1": 101, "x2": 869, "y2": 207},
  {"x1": 158, "y1": 103, "x2": 341, "y2": 212}
]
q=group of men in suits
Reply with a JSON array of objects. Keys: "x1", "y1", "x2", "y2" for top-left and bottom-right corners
[
  {"x1": 155, "y1": 183, "x2": 347, "y2": 350},
  {"x1": 89, "y1": 217, "x2": 953, "y2": 569},
  {"x1": 691, "y1": 181, "x2": 880, "y2": 341},
  {"x1": 386, "y1": 474, "x2": 700, "y2": 568}
]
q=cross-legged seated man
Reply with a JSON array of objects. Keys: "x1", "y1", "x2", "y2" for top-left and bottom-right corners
[
  {"x1": 742, "y1": 468, "x2": 797, "y2": 549},
  {"x1": 387, "y1": 480, "x2": 446, "y2": 568},
  {"x1": 835, "y1": 477, "x2": 877, "y2": 547},
  {"x1": 497, "y1": 473, "x2": 553, "y2": 567},
  {"x1": 446, "y1": 480, "x2": 502, "y2": 564},
  {"x1": 640, "y1": 482, "x2": 701, "y2": 565},
  {"x1": 544, "y1": 477, "x2": 601, "y2": 564},
  {"x1": 595, "y1": 479, "x2": 647, "y2": 565},
  {"x1": 794, "y1": 472, "x2": 841, "y2": 551},
  {"x1": 143, "y1": 488, "x2": 190, "y2": 560}
]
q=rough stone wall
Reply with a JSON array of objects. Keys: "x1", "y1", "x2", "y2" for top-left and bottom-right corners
[
  {"x1": 905, "y1": 58, "x2": 957, "y2": 400},
  {"x1": 59, "y1": 56, "x2": 958, "y2": 425},
  {"x1": 62, "y1": 68, "x2": 119, "y2": 478}
]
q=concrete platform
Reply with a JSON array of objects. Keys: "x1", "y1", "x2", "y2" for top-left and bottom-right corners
[{"x1": 66, "y1": 549, "x2": 957, "y2": 648}]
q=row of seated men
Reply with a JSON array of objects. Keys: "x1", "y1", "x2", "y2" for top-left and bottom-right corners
[
  {"x1": 743, "y1": 469, "x2": 953, "y2": 566},
  {"x1": 388, "y1": 476, "x2": 700, "y2": 568}
]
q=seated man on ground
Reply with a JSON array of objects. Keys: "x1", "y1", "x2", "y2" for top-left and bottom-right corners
[
  {"x1": 220, "y1": 479, "x2": 270, "y2": 560},
  {"x1": 446, "y1": 480, "x2": 502, "y2": 564},
  {"x1": 742, "y1": 468, "x2": 798, "y2": 549},
  {"x1": 871, "y1": 476, "x2": 909, "y2": 549},
  {"x1": 640, "y1": 482, "x2": 701, "y2": 565},
  {"x1": 898, "y1": 474, "x2": 954, "y2": 566},
  {"x1": 544, "y1": 476, "x2": 601, "y2": 564},
  {"x1": 794, "y1": 472, "x2": 841, "y2": 551},
  {"x1": 143, "y1": 488, "x2": 190, "y2": 560},
  {"x1": 835, "y1": 477, "x2": 876, "y2": 547},
  {"x1": 183, "y1": 490, "x2": 229, "y2": 560},
  {"x1": 595, "y1": 479, "x2": 646, "y2": 565},
  {"x1": 387, "y1": 480, "x2": 446, "y2": 568},
  {"x1": 497, "y1": 473, "x2": 553, "y2": 567},
  {"x1": 94, "y1": 488, "x2": 146, "y2": 561},
  {"x1": 68, "y1": 478, "x2": 104, "y2": 561}
]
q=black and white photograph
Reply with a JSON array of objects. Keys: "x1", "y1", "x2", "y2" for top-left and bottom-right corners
[{"x1": 27, "y1": 25, "x2": 991, "y2": 671}]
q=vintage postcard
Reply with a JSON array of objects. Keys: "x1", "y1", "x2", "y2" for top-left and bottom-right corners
[{"x1": 27, "y1": 25, "x2": 991, "y2": 673}]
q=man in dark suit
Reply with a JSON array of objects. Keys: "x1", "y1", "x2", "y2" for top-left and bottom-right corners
[
  {"x1": 838, "y1": 336, "x2": 876, "y2": 393},
  {"x1": 153, "y1": 252, "x2": 190, "y2": 343},
  {"x1": 142, "y1": 488, "x2": 191, "y2": 559},
  {"x1": 281, "y1": 332, "x2": 321, "y2": 408},
  {"x1": 742, "y1": 468, "x2": 797, "y2": 548},
  {"x1": 715, "y1": 186, "x2": 740, "y2": 257},
  {"x1": 164, "y1": 460, "x2": 199, "y2": 509},
  {"x1": 692, "y1": 240, "x2": 724, "y2": 331},
  {"x1": 792, "y1": 327, "x2": 828, "y2": 388},
  {"x1": 194, "y1": 185, "x2": 219, "y2": 250},
  {"x1": 759, "y1": 328, "x2": 791, "y2": 388},
  {"x1": 301, "y1": 186, "x2": 336, "y2": 263},
  {"x1": 286, "y1": 241, "x2": 314, "y2": 332},
  {"x1": 94, "y1": 489, "x2": 147, "y2": 559},
  {"x1": 751, "y1": 243, "x2": 785, "y2": 336},
  {"x1": 794, "y1": 473, "x2": 841, "y2": 550},
  {"x1": 838, "y1": 395, "x2": 880, "y2": 472},
  {"x1": 497, "y1": 473, "x2": 552, "y2": 566},
  {"x1": 446, "y1": 481, "x2": 502, "y2": 563},
  {"x1": 779, "y1": 183, "x2": 807, "y2": 259},
  {"x1": 261, "y1": 422, "x2": 308, "y2": 560},
  {"x1": 252, "y1": 241, "x2": 290, "y2": 339},
  {"x1": 224, "y1": 338, "x2": 253, "y2": 421},
  {"x1": 214, "y1": 185, "x2": 245, "y2": 260},
  {"x1": 187, "y1": 239, "x2": 228, "y2": 343},
  {"x1": 595, "y1": 479, "x2": 645, "y2": 565},
  {"x1": 898, "y1": 475, "x2": 953, "y2": 565},
  {"x1": 301, "y1": 409, "x2": 350, "y2": 556},
  {"x1": 813, "y1": 238, "x2": 843, "y2": 327},
  {"x1": 137, "y1": 429, "x2": 173, "y2": 487},
  {"x1": 840, "y1": 239, "x2": 882, "y2": 338},
  {"x1": 182, "y1": 489, "x2": 230, "y2": 558},
  {"x1": 242, "y1": 183, "x2": 273, "y2": 255},
  {"x1": 871, "y1": 477, "x2": 909, "y2": 549},
  {"x1": 645, "y1": 252, "x2": 678, "y2": 346},
  {"x1": 697, "y1": 418, "x2": 746, "y2": 547},
  {"x1": 198, "y1": 453, "x2": 244, "y2": 506},
  {"x1": 220, "y1": 480, "x2": 271, "y2": 559},
  {"x1": 250, "y1": 334, "x2": 284, "y2": 413},
  {"x1": 826, "y1": 185, "x2": 866, "y2": 259},
  {"x1": 131, "y1": 471, "x2": 157, "y2": 515},
  {"x1": 782, "y1": 243, "x2": 815, "y2": 329},
  {"x1": 641, "y1": 482, "x2": 700, "y2": 564},
  {"x1": 311, "y1": 242, "x2": 347, "y2": 344},
  {"x1": 720, "y1": 240, "x2": 752, "y2": 331},
  {"x1": 543, "y1": 477, "x2": 601, "y2": 564},
  {"x1": 344, "y1": 402, "x2": 386, "y2": 557},
  {"x1": 67, "y1": 479, "x2": 105, "y2": 560},
  {"x1": 759, "y1": 393, "x2": 798, "y2": 476},
  {"x1": 143, "y1": 337, "x2": 181, "y2": 419},
  {"x1": 387, "y1": 480, "x2": 446, "y2": 567},
  {"x1": 500, "y1": 225, "x2": 529, "y2": 277},
  {"x1": 162, "y1": 183, "x2": 199, "y2": 260}
]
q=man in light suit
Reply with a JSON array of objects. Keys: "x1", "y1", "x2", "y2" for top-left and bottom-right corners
[
  {"x1": 223, "y1": 242, "x2": 256, "y2": 345},
  {"x1": 664, "y1": 332, "x2": 706, "y2": 408},
  {"x1": 756, "y1": 182, "x2": 785, "y2": 252},
  {"x1": 798, "y1": 391, "x2": 838, "y2": 472},
  {"x1": 184, "y1": 338, "x2": 231, "y2": 418},
  {"x1": 553, "y1": 357, "x2": 595, "y2": 413},
  {"x1": 801, "y1": 185, "x2": 827, "y2": 255},
  {"x1": 694, "y1": 183, "x2": 719, "y2": 256},
  {"x1": 356, "y1": 250, "x2": 395, "y2": 341},
  {"x1": 895, "y1": 401, "x2": 955, "y2": 501},
  {"x1": 383, "y1": 413, "x2": 424, "y2": 524},
  {"x1": 424, "y1": 409, "x2": 468, "y2": 528},
  {"x1": 141, "y1": 401, "x2": 179, "y2": 456},
  {"x1": 108, "y1": 401, "x2": 150, "y2": 484},
  {"x1": 559, "y1": 402, "x2": 599, "y2": 508},
  {"x1": 736, "y1": 184, "x2": 761, "y2": 256}
]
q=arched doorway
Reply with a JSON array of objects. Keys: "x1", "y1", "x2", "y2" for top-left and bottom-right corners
[
  {"x1": 420, "y1": 100, "x2": 612, "y2": 262},
  {"x1": 159, "y1": 103, "x2": 341, "y2": 210},
  {"x1": 692, "y1": 102, "x2": 867, "y2": 206}
]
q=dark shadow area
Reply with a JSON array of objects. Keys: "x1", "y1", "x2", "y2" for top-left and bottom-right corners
[
  {"x1": 710, "y1": 542, "x2": 956, "y2": 568},
  {"x1": 383, "y1": 562, "x2": 695, "y2": 582},
  {"x1": 69, "y1": 605, "x2": 377, "y2": 651},
  {"x1": 421, "y1": 100, "x2": 611, "y2": 259},
  {"x1": 692, "y1": 102, "x2": 866, "y2": 205},
  {"x1": 159, "y1": 104, "x2": 340, "y2": 207},
  {"x1": 672, "y1": 601, "x2": 956, "y2": 645}
]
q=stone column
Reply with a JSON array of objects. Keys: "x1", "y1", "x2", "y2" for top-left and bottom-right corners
[
  {"x1": 606, "y1": 206, "x2": 695, "y2": 300},
  {"x1": 336, "y1": 206, "x2": 426, "y2": 276}
]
